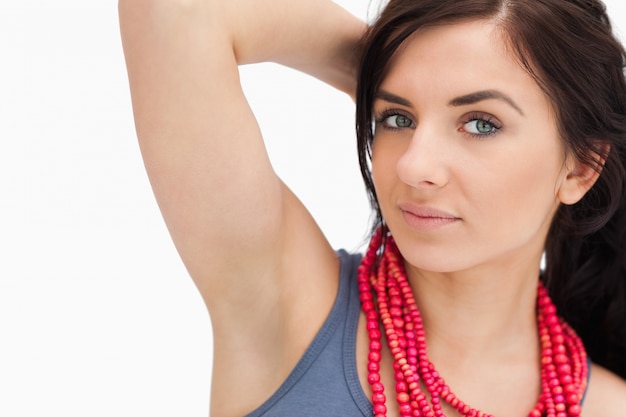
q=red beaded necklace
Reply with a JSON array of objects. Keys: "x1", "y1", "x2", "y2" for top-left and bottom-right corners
[{"x1": 357, "y1": 228, "x2": 588, "y2": 417}]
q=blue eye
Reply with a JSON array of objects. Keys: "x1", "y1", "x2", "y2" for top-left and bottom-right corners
[
  {"x1": 464, "y1": 119, "x2": 496, "y2": 134},
  {"x1": 376, "y1": 113, "x2": 415, "y2": 131},
  {"x1": 386, "y1": 114, "x2": 413, "y2": 128},
  {"x1": 461, "y1": 113, "x2": 502, "y2": 138}
]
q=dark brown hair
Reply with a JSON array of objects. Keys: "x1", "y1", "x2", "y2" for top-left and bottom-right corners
[{"x1": 356, "y1": 0, "x2": 626, "y2": 379}]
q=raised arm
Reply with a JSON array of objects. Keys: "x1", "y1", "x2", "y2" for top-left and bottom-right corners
[
  {"x1": 119, "y1": 0, "x2": 362, "y2": 292},
  {"x1": 119, "y1": 0, "x2": 364, "y2": 414}
]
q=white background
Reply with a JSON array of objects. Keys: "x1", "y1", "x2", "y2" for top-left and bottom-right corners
[{"x1": 0, "y1": 1, "x2": 624, "y2": 416}]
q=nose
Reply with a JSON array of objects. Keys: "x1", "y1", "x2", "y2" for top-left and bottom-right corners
[{"x1": 396, "y1": 126, "x2": 449, "y2": 189}]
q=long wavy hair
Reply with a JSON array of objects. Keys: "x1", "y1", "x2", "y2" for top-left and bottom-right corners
[{"x1": 356, "y1": 0, "x2": 626, "y2": 379}]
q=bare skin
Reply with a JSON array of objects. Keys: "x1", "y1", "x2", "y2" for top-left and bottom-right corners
[{"x1": 119, "y1": 1, "x2": 626, "y2": 416}]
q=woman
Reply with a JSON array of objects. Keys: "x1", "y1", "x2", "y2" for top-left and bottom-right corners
[{"x1": 119, "y1": 0, "x2": 626, "y2": 415}]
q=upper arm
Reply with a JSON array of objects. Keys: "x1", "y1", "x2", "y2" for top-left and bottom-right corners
[{"x1": 119, "y1": 0, "x2": 285, "y2": 288}]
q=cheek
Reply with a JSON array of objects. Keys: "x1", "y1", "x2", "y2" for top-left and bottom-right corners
[
  {"x1": 371, "y1": 140, "x2": 395, "y2": 189},
  {"x1": 472, "y1": 149, "x2": 565, "y2": 227},
  {"x1": 370, "y1": 137, "x2": 408, "y2": 204}
]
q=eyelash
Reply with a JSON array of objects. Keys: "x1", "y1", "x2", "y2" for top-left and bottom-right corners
[
  {"x1": 373, "y1": 108, "x2": 414, "y2": 132},
  {"x1": 459, "y1": 112, "x2": 502, "y2": 139}
]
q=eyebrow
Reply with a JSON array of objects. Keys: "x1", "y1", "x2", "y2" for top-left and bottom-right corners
[
  {"x1": 374, "y1": 90, "x2": 413, "y2": 107},
  {"x1": 375, "y1": 89, "x2": 524, "y2": 116},
  {"x1": 448, "y1": 90, "x2": 524, "y2": 115}
]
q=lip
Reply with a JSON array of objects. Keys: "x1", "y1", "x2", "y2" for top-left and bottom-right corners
[{"x1": 398, "y1": 202, "x2": 461, "y2": 231}]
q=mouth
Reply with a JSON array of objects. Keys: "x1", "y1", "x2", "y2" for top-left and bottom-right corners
[{"x1": 398, "y1": 203, "x2": 461, "y2": 231}]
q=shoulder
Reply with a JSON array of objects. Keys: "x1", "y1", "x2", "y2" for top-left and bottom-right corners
[{"x1": 582, "y1": 363, "x2": 626, "y2": 416}]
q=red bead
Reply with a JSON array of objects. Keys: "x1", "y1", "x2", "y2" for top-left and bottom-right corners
[
  {"x1": 369, "y1": 328, "x2": 382, "y2": 339},
  {"x1": 367, "y1": 320, "x2": 380, "y2": 331},
  {"x1": 372, "y1": 392, "x2": 386, "y2": 403},
  {"x1": 566, "y1": 393, "x2": 579, "y2": 405},
  {"x1": 370, "y1": 340, "x2": 383, "y2": 351},
  {"x1": 371, "y1": 382, "x2": 385, "y2": 393},
  {"x1": 546, "y1": 315, "x2": 559, "y2": 326},
  {"x1": 399, "y1": 404, "x2": 412, "y2": 416},
  {"x1": 368, "y1": 372, "x2": 381, "y2": 384},
  {"x1": 390, "y1": 306, "x2": 403, "y2": 316},
  {"x1": 397, "y1": 392, "x2": 410, "y2": 403},
  {"x1": 541, "y1": 356, "x2": 553, "y2": 365},
  {"x1": 554, "y1": 354, "x2": 568, "y2": 365},
  {"x1": 568, "y1": 404, "x2": 582, "y2": 416}
]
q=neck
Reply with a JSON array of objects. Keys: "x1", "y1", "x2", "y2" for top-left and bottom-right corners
[{"x1": 405, "y1": 256, "x2": 541, "y2": 364}]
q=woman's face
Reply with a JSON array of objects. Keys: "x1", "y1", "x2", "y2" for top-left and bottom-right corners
[{"x1": 371, "y1": 20, "x2": 573, "y2": 274}]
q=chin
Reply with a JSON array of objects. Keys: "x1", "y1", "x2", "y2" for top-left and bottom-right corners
[{"x1": 393, "y1": 241, "x2": 468, "y2": 274}]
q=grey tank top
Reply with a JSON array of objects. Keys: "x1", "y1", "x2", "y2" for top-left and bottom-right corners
[
  {"x1": 244, "y1": 250, "x2": 591, "y2": 416},
  {"x1": 245, "y1": 249, "x2": 372, "y2": 416}
]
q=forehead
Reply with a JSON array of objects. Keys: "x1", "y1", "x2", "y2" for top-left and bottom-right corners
[{"x1": 379, "y1": 20, "x2": 545, "y2": 106}]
